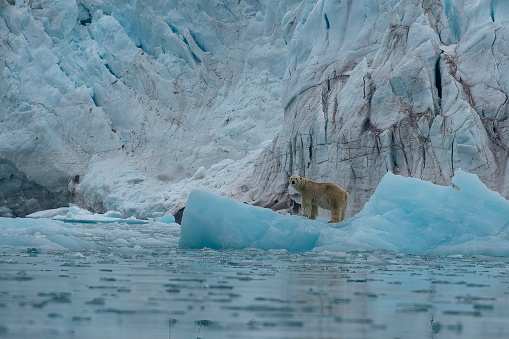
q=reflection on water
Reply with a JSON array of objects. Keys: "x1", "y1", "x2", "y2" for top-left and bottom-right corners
[{"x1": 1, "y1": 235, "x2": 509, "y2": 338}]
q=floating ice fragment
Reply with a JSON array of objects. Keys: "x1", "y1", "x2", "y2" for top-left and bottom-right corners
[
  {"x1": 26, "y1": 204, "x2": 148, "y2": 224},
  {"x1": 103, "y1": 211, "x2": 123, "y2": 218},
  {"x1": 155, "y1": 213, "x2": 176, "y2": 224},
  {"x1": 178, "y1": 190, "x2": 322, "y2": 251},
  {"x1": 179, "y1": 170, "x2": 509, "y2": 257},
  {"x1": 26, "y1": 207, "x2": 70, "y2": 219}
]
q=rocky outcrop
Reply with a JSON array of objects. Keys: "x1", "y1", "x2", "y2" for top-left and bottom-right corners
[
  {"x1": 244, "y1": 0, "x2": 509, "y2": 217},
  {"x1": 0, "y1": 159, "x2": 71, "y2": 217}
]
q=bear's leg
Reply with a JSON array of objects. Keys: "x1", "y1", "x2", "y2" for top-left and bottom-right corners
[
  {"x1": 328, "y1": 206, "x2": 341, "y2": 223},
  {"x1": 340, "y1": 205, "x2": 346, "y2": 221},
  {"x1": 302, "y1": 199, "x2": 312, "y2": 219},
  {"x1": 341, "y1": 198, "x2": 348, "y2": 221},
  {"x1": 310, "y1": 205, "x2": 318, "y2": 220}
]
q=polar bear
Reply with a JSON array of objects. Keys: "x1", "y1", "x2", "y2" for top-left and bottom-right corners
[{"x1": 289, "y1": 175, "x2": 348, "y2": 223}]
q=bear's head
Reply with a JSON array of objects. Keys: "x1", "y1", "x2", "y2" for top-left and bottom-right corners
[{"x1": 289, "y1": 175, "x2": 302, "y2": 189}]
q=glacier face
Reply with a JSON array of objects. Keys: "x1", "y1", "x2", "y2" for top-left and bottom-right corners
[
  {"x1": 243, "y1": 0, "x2": 509, "y2": 217},
  {"x1": 1, "y1": 0, "x2": 298, "y2": 217},
  {"x1": 1, "y1": 0, "x2": 508, "y2": 218}
]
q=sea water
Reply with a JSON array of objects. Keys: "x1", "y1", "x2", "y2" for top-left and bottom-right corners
[{"x1": 1, "y1": 221, "x2": 509, "y2": 339}]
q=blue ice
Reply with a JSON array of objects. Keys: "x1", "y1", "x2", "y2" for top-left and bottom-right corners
[{"x1": 179, "y1": 170, "x2": 509, "y2": 257}]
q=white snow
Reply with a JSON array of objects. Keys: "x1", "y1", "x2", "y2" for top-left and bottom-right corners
[
  {"x1": 74, "y1": 143, "x2": 267, "y2": 219},
  {"x1": 2, "y1": 3, "x2": 509, "y2": 336},
  {"x1": 180, "y1": 170, "x2": 509, "y2": 257},
  {"x1": 1, "y1": 1, "x2": 509, "y2": 258},
  {"x1": 246, "y1": 0, "x2": 509, "y2": 217}
]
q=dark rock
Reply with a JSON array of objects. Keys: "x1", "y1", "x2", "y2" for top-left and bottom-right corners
[{"x1": 0, "y1": 158, "x2": 71, "y2": 217}]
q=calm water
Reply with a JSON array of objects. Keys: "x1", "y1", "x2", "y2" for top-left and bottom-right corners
[{"x1": 1, "y1": 222, "x2": 509, "y2": 339}]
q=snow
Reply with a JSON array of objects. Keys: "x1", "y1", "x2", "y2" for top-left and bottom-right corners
[
  {"x1": 74, "y1": 144, "x2": 267, "y2": 219},
  {"x1": 247, "y1": 0, "x2": 509, "y2": 217},
  {"x1": 180, "y1": 170, "x2": 509, "y2": 257},
  {"x1": 2, "y1": 1, "x2": 509, "y2": 336},
  {"x1": 2, "y1": 169, "x2": 507, "y2": 257}
]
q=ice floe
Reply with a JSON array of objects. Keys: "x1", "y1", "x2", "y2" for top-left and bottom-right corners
[{"x1": 180, "y1": 170, "x2": 509, "y2": 257}]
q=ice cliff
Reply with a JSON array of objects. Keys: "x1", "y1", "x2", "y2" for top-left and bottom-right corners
[
  {"x1": 1, "y1": 0, "x2": 508, "y2": 218},
  {"x1": 0, "y1": 0, "x2": 297, "y2": 217},
  {"x1": 244, "y1": 0, "x2": 509, "y2": 217}
]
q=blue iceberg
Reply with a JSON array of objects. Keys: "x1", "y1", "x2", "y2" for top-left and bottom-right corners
[
  {"x1": 178, "y1": 190, "x2": 322, "y2": 252},
  {"x1": 179, "y1": 170, "x2": 509, "y2": 257}
]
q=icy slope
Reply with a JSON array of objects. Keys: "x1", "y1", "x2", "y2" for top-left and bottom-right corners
[
  {"x1": 180, "y1": 170, "x2": 509, "y2": 256},
  {"x1": 244, "y1": 0, "x2": 509, "y2": 217},
  {"x1": 0, "y1": 0, "x2": 298, "y2": 217}
]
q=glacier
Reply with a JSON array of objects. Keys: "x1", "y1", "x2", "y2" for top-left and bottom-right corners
[
  {"x1": 244, "y1": 0, "x2": 509, "y2": 218},
  {"x1": 0, "y1": 0, "x2": 297, "y2": 217},
  {"x1": 1, "y1": 0, "x2": 509, "y2": 221}
]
